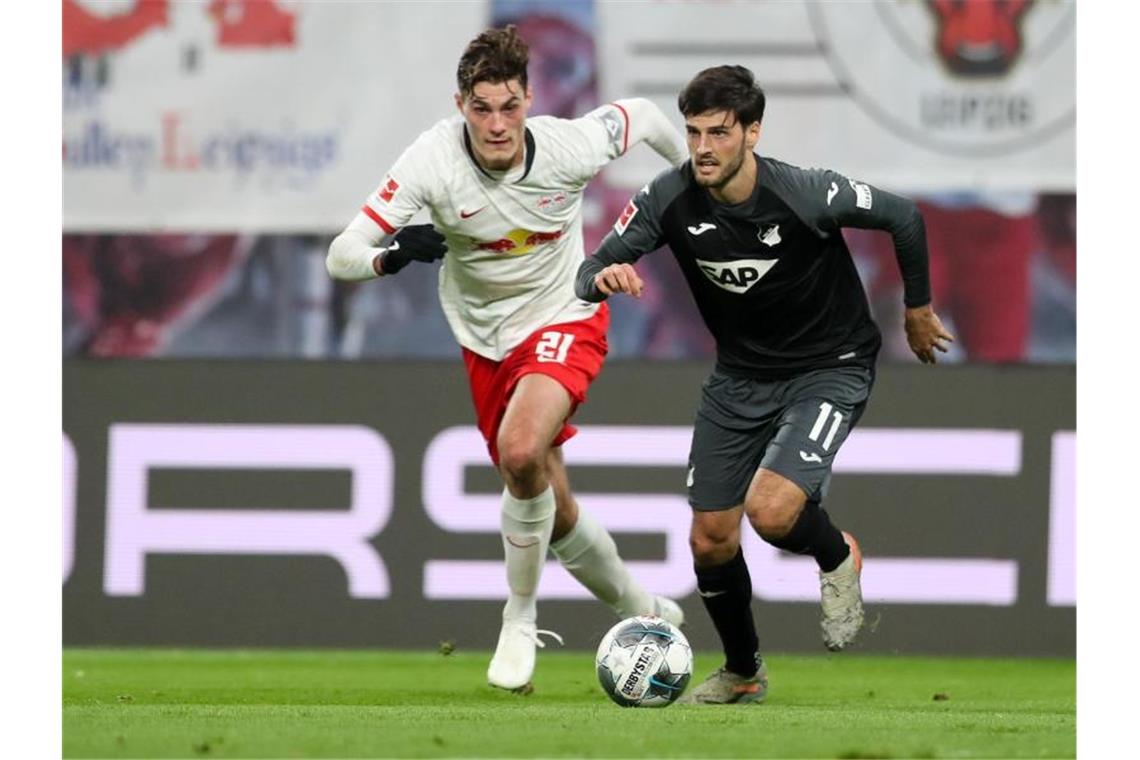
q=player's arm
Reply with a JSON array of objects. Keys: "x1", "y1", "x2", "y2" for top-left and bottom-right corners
[
  {"x1": 806, "y1": 169, "x2": 954, "y2": 364},
  {"x1": 563, "y1": 99, "x2": 687, "y2": 185},
  {"x1": 327, "y1": 217, "x2": 446, "y2": 280},
  {"x1": 609, "y1": 98, "x2": 688, "y2": 166},
  {"x1": 576, "y1": 173, "x2": 675, "y2": 302},
  {"x1": 326, "y1": 135, "x2": 447, "y2": 281}
]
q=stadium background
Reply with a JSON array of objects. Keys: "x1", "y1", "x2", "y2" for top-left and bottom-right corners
[{"x1": 62, "y1": 0, "x2": 1075, "y2": 658}]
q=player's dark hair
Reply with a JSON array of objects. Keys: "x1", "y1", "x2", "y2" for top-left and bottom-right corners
[
  {"x1": 678, "y1": 65, "x2": 766, "y2": 127},
  {"x1": 456, "y1": 25, "x2": 530, "y2": 99}
]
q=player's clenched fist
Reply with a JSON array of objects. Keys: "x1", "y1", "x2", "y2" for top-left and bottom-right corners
[
  {"x1": 594, "y1": 263, "x2": 644, "y2": 298},
  {"x1": 374, "y1": 224, "x2": 448, "y2": 275}
]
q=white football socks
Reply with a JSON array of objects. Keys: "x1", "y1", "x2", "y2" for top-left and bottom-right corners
[
  {"x1": 500, "y1": 485, "x2": 556, "y2": 622},
  {"x1": 550, "y1": 507, "x2": 655, "y2": 618}
]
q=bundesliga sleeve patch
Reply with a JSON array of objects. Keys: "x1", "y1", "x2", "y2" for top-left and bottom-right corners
[
  {"x1": 614, "y1": 198, "x2": 639, "y2": 235},
  {"x1": 597, "y1": 108, "x2": 627, "y2": 154},
  {"x1": 848, "y1": 179, "x2": 873, "y2": 210},
  {"x1": 378, "y1": 176, "x2": 401, "y2": 204}
]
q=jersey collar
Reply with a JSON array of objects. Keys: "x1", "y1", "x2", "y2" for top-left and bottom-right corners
[{"x1": 463, "y1": 125, "x2": 536, "y2": 183}]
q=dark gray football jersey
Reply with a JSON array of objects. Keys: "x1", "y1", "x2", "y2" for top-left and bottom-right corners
[{"x1": 576, "y1": 155, "x2": 931, "y2": 379}]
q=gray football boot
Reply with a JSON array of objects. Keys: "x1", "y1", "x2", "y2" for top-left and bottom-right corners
[
  {"x1": 677, "y1": 662, "x2": 768, "y2": 705},
  {"x1": 820, "y1": 531, "x2": 864, "y2": 651}
]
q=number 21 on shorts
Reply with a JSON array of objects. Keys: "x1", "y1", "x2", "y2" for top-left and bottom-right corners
[{"x1": 535, "y1": 331, "x2": 575, "y2": 364}]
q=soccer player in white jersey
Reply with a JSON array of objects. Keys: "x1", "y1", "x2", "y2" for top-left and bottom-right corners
[{"x1": 326, "y1": 26, "x2": 688, "y2": 693}]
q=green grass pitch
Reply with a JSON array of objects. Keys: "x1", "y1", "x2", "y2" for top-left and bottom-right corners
[{"x1": 63, "y1": 649, "x2": 1074, "y2": 758}]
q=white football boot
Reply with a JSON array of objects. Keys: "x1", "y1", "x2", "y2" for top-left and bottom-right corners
[
  {"x1": 487, "y1": 618, "x2": 563, "y2": 693},
  {"x1": 820, "y1": 531, "x2": 864, "y2": 651}
]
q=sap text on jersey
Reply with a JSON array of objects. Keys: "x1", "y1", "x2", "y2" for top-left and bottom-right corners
[{"x1": 696, "y1": 258, "x2": 779, "y2": 294}]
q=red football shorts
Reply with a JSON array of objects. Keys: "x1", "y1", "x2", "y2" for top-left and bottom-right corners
[{"x1": 462, "y1": 303, "x2": 610, "y2": 465}]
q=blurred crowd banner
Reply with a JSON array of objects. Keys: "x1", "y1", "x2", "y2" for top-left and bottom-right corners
[
  {"x1": 63, "y1": 1, "x2": 1073, "y2": 233},
  {"x1": 64, "y1": 361, "x2": 1074, "y2": 656},
  {"x1": 62, "y1": 197, "x2": 1077, "y2": 362},
  {"x1": 599, "y1": 0, "x2": 1075, "y2": 191}
]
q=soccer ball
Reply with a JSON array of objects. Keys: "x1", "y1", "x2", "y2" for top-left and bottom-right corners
[{"x1": 595, "y1": 615, "x2": 692, "y2": 707}]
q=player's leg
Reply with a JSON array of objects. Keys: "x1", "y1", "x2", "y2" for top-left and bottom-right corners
[
  {"x1": 546, "y1": 446, "x2": 684, "y2": 625},
  {"x1": 677, "y1": 507, "x2": 768, "y2": 705},
  {"x1": 743, "y1": 469, "x2": 848, "y2": 571},
  {"x1": 748, "y1": 366, "x2": 874, "y2": 650},
  {"x1": 742, "y1": 468, "x2": 861, "y2": 651},
  {"x1": 486, "y1": 372, "x2": 570, "y2": 691},
  {"x1": 678, "y1": 387, "x2": 771, "y2": 705}
]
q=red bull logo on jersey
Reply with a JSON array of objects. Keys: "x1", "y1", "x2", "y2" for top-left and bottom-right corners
[
  {"x1": 536, "y1": 192, "x2": 569, "y2": 211},
  {"x1": 474, "y1": 228, "x2": 565, "y2": 256}
]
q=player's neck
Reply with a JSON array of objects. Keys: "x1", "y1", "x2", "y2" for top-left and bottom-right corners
[
  {"x1": 476, "y1": 145, "x2": 526, "y2": 173},
  {"x1": 465, "y1": 124, "x2": 529, "y2": 178}
]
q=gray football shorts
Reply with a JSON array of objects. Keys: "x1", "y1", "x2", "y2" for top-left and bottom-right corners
[{"x1": 686, "y1": 365, "x2": 875, "y2": 510}]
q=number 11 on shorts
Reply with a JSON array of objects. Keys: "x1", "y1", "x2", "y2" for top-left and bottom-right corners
[
  {"x1": 809, "y1": 401, "x2": 844, "y2": 451},
  {"x1": 536, "y1": 331, "x2": 575, "y2": 364}
]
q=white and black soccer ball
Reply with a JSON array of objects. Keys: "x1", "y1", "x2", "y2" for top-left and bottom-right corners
[{"x1": 595, "y1": 615, "x2": 692, "y2": 707}]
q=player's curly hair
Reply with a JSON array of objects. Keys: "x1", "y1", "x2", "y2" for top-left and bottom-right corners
[
  {"x1": 456, "y1": 25, "x2": 530, "y2": 98},
  {"x1": 678, "y1": 65, "x2": 766, "y2": 127}
]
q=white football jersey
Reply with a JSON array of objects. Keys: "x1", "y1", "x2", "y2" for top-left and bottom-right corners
[{"x1": 356, "y1": 100, "x2": 683, "y2": 360}]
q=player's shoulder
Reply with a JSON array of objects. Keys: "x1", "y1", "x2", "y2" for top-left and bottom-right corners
[
  {"x1": 525, "y1": 114, "x2": 573, "y2": 137},
  {"x1": 526, "y1": 113, "x2": 602, "y2": 157},
  {"x1": 403, "y1": 116, "x2": 465, "y2": 162},
  {"x1": 759, "y1": 155, "x2": 847, "y2": 208},
  {"x1": 644, "y1": 161, "x2": 691, "y2": 202},
  {"x1": 759, "y1": 155, "x2": 834, "y2": 184},
  {"x1": 619, "y1": 162, "x2": 690, "y2": 225}
]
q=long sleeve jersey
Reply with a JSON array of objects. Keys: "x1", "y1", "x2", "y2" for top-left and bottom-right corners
[
  {"x1": 327, "y1": 99, "x2": 687, "y2": 360},
  {"x1": 576, "y1": 155, "x2": 931, "y2": 379}
]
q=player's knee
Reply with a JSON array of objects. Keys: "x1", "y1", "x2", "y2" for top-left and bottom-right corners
[
  {"x1": 497, "y1": 434, "x2": 546, "y2": 485},
  {"x1": 746, "y1": 499, "x2": 799, "y2": 542},
  {"x1": 689, "y1": 524, "x2": 740, "y2": 566}
]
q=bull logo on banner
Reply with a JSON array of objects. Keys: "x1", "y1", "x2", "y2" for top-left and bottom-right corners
[
  {"x1": 64, "y1": 0, "x2": 296, "y2": 57},
  {"x1": 808, "y1": 0, "x2": 1073, "y2": 156},
  {"x1": 927, "y1": 0, "x2": 1034, "y2": 77},
  {"x1": 64, "y1": 0, "x2": 298, "y2": 95}
]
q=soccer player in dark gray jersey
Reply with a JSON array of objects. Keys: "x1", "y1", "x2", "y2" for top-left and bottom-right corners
[{"x1": 576, "y1": 66, "x2": 954, "y2": 705}]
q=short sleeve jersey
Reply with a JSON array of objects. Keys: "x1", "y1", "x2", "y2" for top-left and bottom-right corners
[{"x1": 359, "y1": 104, "x2": 638, "y2": 360}]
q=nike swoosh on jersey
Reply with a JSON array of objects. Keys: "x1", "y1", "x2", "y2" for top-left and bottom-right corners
[{"x1": 459, "y1": 207, "x2": 486, "y2": 219}]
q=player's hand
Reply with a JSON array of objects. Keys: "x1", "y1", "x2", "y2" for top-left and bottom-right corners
[
  {"x1": 904, "y1": 304, "x2": 954, "y2": 364},
  {"x1": 375, "y1": 224, "x2": 447, "y2": 275},
  {"x1": 594, "y1": 263, "x2": 644, "y2": 299}
]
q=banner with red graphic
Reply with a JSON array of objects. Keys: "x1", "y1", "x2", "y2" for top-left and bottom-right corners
[
  {"x1": 597, "y1": 0, "x2": 1074, "y2": 192},
  {"x1": 63, "y1": 1, "x2": 1074, "y2": 232},
  {"x1": 62, "y1": 1, "x2": 485, "y2": 232}
]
